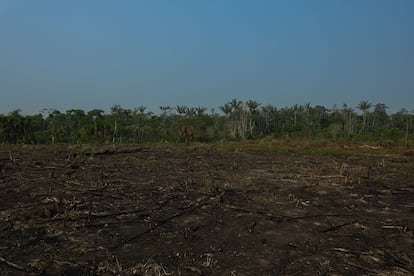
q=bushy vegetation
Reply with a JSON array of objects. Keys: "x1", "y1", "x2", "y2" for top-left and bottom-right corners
[{"x1": 0, "y1": 100, "x2": 413, "y2": 147}]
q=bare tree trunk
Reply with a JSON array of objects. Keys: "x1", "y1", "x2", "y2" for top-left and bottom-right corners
[
  {"x1": 113, "y1": 120, "x2": 117, "y2": 144},
  {"x1": 405, "y1": 120, "x2": 409, "y2": 148}
]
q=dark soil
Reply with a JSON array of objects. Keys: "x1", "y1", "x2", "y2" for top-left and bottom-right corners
[{"x1": 1, "y1": 144, "x2": 413, "y2": 275}]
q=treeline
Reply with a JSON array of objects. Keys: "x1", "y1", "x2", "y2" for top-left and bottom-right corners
[{"x1": 0, "y1": 100, "x2": 413, "y2": 146}]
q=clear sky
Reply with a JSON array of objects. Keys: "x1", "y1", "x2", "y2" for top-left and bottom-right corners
[{"x1": 1, "y1": 0, "x2": 413, "y2": 114}]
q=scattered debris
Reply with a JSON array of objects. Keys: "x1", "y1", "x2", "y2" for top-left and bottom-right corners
[{"x1": 0, "y1": 145, "x2": 413, "y2": 274}]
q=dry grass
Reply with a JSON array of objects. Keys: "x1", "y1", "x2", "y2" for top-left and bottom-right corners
[{"x1": 124, "y1": 259, "x2": 171, "y2": 276}]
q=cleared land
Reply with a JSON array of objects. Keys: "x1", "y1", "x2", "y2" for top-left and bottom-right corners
[{"x1": 0, "y1": 144, "x2": 413, "y2": 275}]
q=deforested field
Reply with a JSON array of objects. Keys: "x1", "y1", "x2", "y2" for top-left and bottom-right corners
[{"x1": 0, "y1": 144, "x2": 413, "y2": 275}]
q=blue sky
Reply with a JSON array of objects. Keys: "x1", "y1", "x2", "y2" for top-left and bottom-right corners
[{"x1": 1, "y1": 0, "x2": 413, "y2": 114}]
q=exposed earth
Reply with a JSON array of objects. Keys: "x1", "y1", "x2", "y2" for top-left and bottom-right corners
[{"x1": 0, "y1": 144, "x2": 413, "y2": 275}]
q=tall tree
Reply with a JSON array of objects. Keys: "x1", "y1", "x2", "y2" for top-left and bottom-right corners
[
  {"x1": 341, "y1": 104, "x2": 356, "y2": 135},
  {"x1": 246, "y1": 100, "x2": 260, "y2": 113},
  {"x1": 229, "y1": 98, "x2": 243, "y2": 111},
  {"x1": 87, "y1": 109, "x2": 104, "y2": 140},
  {"x1": 219, "y1": 103, "x2": 232, "y2": 117},
  {"x1": 175, "y1": 105, "x2": 188, "y2": 116},
  {"x1": 356, "y1": 101, "x2": 372, "y2": 133},
  {"x1": 371, "y1": 103, "x2": 389, "y2": 131},
  {"x1": 195, "y1": 106, "x2": 207, "y2": 116}
]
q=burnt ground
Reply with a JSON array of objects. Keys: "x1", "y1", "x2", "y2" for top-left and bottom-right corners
[{"x1": 0, "y1": 144, "x2": 413, "y2": 275}]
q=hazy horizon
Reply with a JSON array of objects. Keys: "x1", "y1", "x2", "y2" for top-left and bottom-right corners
[{"x1": 1, "y1": 0, "x2": 413, "y2": 115}]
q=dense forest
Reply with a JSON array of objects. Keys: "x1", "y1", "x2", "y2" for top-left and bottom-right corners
[{"x1": 0, "y1": 99, "x2": 413, "y2": 147}]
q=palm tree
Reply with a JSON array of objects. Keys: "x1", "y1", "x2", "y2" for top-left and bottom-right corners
[
  {"x1": 229, "y1": 98, "x2": 243, "y2": 111},
  {"x1": 186, "y1": 107, "x2": 197, "y2": 117},
  {"x1": 219, "y1": 103, "x2": 232, "y2": 116},
  {"x1": 246, "y1": 100, "x2": 260, "y2": 113},
  {"x1": 159, "y1": 106, "x2": 172, "y2": 115},
  {"x1": 341, "y1": 104, "x2": 356, "y2": 135},
  {"x1": 136, "y1": 105, "x2": 147, "y2": 115},
  {"x1": 357, "y1": 101, "x2": 372, "y2": 132},
  {"x1": 175, "y1": 105, "x2": 188, "y2": 116}
]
